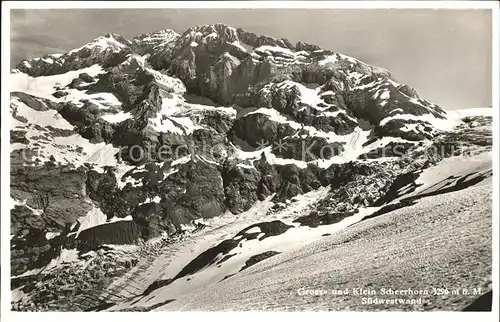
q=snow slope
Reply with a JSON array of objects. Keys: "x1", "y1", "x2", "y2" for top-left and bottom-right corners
[
  {"x1": 11, "y1": 98, "x2": 73, "y2": 130},
  {"x1": 394, "y1": 151, "x2": 492, "y2": 202},
  {"x1": 446, "y1": 107, "x2": 493, "y2": 119},
  {"x1": 11, "y1": 65, "x2": 105, "y2": 103},
  {"x1": 102, "y1": 142, "x2": 493, "y2": 312},
  {"x1": 153, "y1": 183, "x2": 491, "y2": 311}
]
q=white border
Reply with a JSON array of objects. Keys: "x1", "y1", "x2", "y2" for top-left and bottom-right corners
[
  {"x1": 1, "y1": 1, "x2": 499, "y2": 9},
  {"x1": 1, "y1": 1, "x2": 12, "y2": 318},
  {"x1": 491, "y1": 3, "x2": 500, "y2": 322},
  {"x1": 1, "y1": 2, "x2": 499, "y2": 322}
]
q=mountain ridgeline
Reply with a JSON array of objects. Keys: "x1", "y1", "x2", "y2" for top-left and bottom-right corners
[{"x1": 11, "y1": 23, "x2": 459, "y2": 278}]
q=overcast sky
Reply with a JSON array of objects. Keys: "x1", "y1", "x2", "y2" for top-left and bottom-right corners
[{"x1": 10, "y1": 9, "x2": 492, "y2": 110}]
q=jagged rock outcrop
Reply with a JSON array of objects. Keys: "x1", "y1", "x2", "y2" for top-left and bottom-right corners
[
  {"x1": 88, "y1": 68, "x2": 155, "y2": 109},
  {"x1": 11, "y1": 92, "x2": 57, "y2": 111},
  {"x1": 10, "y1": 164, "x2": 93, "y2": 275},
  {"x1": 160, "y1": 158, "x2": 225, "y2": 222},
  {"x1": 274, "y1": 164, "x2": 322, "y2": 201},
  {"x1": 231, "y1": 112, "x2": 296, "y2": 148},
  {"x1": 222, "y1": 160, "x2": 262, "y2": 213},
  {"x1": 76, "y1": 221, "x2": 141, "y2": 253},
  {"x1": 131, "y1": 29, "x2": 180, "y2": 55},
  {"x1": 11, "y1": 165, "x2": 91, "y2": 228},
  {"x1": 273, "y1": 136, "x2": 345, "y2": 161}
]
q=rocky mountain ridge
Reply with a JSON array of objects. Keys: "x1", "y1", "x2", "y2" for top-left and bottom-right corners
[{"x1": 10, "y1": 24, "x2": 489, "y2": 310}]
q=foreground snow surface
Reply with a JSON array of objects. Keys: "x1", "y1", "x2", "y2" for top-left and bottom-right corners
[
  {"x1": 153, "y1": 184, "x2": 491, "y2": 311},
  {"x1": 104, "y1": 187, "x2": 333, "y2": 305},
  {"x1": 104, "y1": 150, "x2": 492, "y2": 311},
  {"x1": 394, "y1": 151, "x2": 492, "y2": 202}
]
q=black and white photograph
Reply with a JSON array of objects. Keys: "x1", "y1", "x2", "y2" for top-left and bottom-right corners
[{"x1": 1, "y1": 1, "x2": 498, "y2": 320}]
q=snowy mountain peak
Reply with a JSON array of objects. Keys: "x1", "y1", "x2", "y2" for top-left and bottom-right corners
[
  {"x1": 177, "y1": 23, "x2": 295, "y2": 52},
  {"x1": 133, "y1": 29, "x2": 179, "y2": 40},
  {"x1": 186, "y1": 23, "x2": 237, "y2": 36},
  {"x1": 180, "y1": 23, "x2": 240, "y2": 46},
  {"x1": 104, "y1": 32, "x2": 132, "y2": 46},
  {"x1": 9, "y1": 21, "x2": 493, "y2": 312},
  {"x1": 132, "y1": 29, "x2": 180, "y2": 55},
  {"x1": 69, "y1": 33, "x2": 131, "y2": 54},
  {"x1": 15, "y1": 33, "x2": 133, "y2": 77}
]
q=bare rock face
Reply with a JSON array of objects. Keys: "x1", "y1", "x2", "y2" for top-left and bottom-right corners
[
  {"x1": 274, "y1": 164, "x2": 322, "y2": 201},
  {"x1": 10, "y1": 165, "x2": 92, "y2": 275},
  {"x1": 11, "y1": 92, "x2": 57, "y2": 111},
  {"x1": 222, "y1": 160, "x2": 262, "y2": 213},
  {"x1": 232, "y1": 112, "x2": 297, "y2": 148},
  {"x1": 162, "y1": 158, "x2": 226, "y2": 219},
  {"x1": 295, "y1": 41, "x2": 321, "y2": 52},
  {"x1": 76, "y1": 221, "x2": 141, "y2": 253},
  {"x1": 273, "y1": 136, "x2": 345, "y2": 162},
  {"x1": 11, "y1": 165, "x2": 91, "y2": 229},
  {"x1": 88, "y1": 68, "x2": 155, "y2": 109},
  {"x1": 397, "y1": 84, "x2": 419, "y2": 99}
]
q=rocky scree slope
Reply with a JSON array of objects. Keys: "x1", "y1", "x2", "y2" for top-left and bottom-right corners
[{"x1": 11, "y1": 23, "x2": 459, "y2": 285}]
